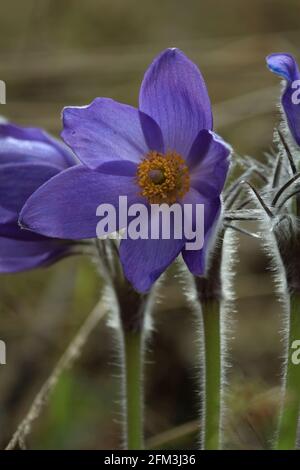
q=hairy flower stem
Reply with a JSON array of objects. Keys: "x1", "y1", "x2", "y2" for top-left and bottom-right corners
[
  {"x1": 194, "y1": 232, "x2": 226, "y2": 450},
  {"x1": 115, "y1": 283, "x2": 147, "y2": 450},
  {"x1": 117, "y1": 292, "x2": 147, "y2": 450},
  {"x1": 122, "y1": 327, "x2": 144, "y2": 450},
  {"x1": 118, "y1": 293, "x2": 147, "y2": 450},
  {"x1": 276, "y1": 292, "x2": 300, "y2": 450},
  {"x1": 95, "y1": 240, "x2": 148, "y2": 450},
  {"x1": 202, "y1": 299, "x2": 221, "y2": 450}
]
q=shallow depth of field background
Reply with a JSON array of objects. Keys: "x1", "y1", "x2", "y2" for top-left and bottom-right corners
[{"x1": 0, "y1": 0, "x2": 299, "y2": 450}]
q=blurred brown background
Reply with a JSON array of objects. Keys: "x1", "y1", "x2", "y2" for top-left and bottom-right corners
[{"x1": 0, "y1": 0, "x2": 299, "y2": 449}]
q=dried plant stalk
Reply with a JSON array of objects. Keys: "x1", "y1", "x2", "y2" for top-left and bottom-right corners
[{"x1": 6, "y1": 299, "x2": 107, "y2": 450}]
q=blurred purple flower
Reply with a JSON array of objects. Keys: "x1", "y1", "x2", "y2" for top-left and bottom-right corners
[
  {"x1": 0, "y1": 123, "x2": 76, "y2": 272},
  {"x1": 20, "y1": 48, "x2": 231, "y2": 292},
  {"x1": 267, "y1": 53, "x2": 300, "y2": 146}
]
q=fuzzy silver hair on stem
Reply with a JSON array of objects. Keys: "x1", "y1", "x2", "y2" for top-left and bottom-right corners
[
  {"x1": 91, "y1": 239, "x2": 158, "y2": 450},
  {"x1": 176, "y1": 159, "x2": 259, "y2": 450},
  {"x1": 238, "y1": 124, "x2": 300, "y2": 450}
]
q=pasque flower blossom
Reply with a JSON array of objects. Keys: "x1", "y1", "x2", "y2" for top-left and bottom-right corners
[
  {"x1": 20, "y1": 48, "x2": 231, "y2": 292},
  {"x1": 0, "y1": 123, "x2": 76, "y2": 272},
  {"x1": 267, "y1": 53, "x2": 300, "y2": 146}
]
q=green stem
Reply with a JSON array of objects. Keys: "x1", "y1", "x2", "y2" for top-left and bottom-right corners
[
  {"x1": 276, "y1": 292, "x2": 300, "y2": 450},
  {"x1": 123, "y1": 328, "x2": 144, "y2": 450},
  {"x1": 202, "y1": 300, "x2": 221, "y2": 450}
]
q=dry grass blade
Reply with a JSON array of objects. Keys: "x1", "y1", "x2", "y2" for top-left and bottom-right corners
[
  {"x1": 146, "y1": 420, "x2": 199, "y2": 450},
  {"x1": 5, "y1": 299, "x2": 107, "y2": 450}
]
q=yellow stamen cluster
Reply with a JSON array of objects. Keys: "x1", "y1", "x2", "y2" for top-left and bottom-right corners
[{"x1": 137, "y1": 151, "x2": 190, "y2": 204}]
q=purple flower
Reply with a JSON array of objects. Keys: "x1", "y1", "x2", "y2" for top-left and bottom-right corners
[
  {"x1": 266, "y1": 53, "x2": 300, "y2": 146},
  {"x1": 20, "y1": 48, "x2": 231, "y2": 292},
  {"x1": 0, "y1": 123, "x2": 76, "y2": 272}
]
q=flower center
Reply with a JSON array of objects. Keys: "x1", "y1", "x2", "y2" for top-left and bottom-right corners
[{"x1": 137, "y1": 151, "x2": 190, "y2": 204}]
